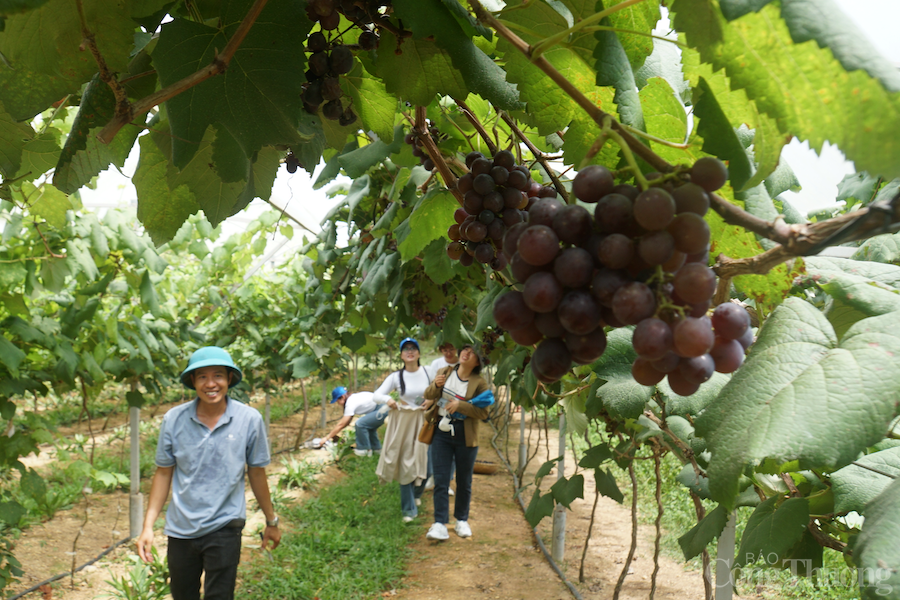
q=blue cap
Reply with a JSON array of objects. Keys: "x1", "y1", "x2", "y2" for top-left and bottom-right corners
[
  {"x1": 400, "y1": 337, "x2": 419, "y2": 352},
  {"x1": 331, "y1": 386, "x2": 347, "y2": 403},
  {"x1": 180, "y1": 347, "x2": 242, "y2": 390}
]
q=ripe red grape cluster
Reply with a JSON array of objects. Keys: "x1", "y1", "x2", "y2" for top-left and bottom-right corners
[
  {"x1": 492, "y1": 157, "x2": 753, "y2": 395},
  {"x1": 446, "y1": 150, "x2": 558, "y2": 271},
  {"x1": 301, "y1": 30, "x2": 358, "y2": 125}
]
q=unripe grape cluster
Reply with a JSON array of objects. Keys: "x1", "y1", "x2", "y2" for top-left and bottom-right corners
[
  {"x1": 447, "y1": 150, "x2": 558, "y2": 271},
  {"x1": 492, "y1": 157, "x2": 753, "y2": 395}
]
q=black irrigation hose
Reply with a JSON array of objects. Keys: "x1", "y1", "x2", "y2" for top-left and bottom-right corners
[
  {"x1": 9, "y1": 536, "x2": 132, "y2": 600},
  {"x1": 488, "y1": 417, "x2": 584, "y2": 600}
]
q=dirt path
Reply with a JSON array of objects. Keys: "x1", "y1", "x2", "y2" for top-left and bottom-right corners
[{"x1": 7, "y1": 405, "x2": 710, "y2": 600}]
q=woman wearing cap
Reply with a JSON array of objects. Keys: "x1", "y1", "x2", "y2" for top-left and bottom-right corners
[
  {"x1": 136, "y1": 346, "x2": 280, "y2": 599},
  {"x1": 373, "y1": 337, "x2": 431, "y2": 522},
  {"x1": 422, "y1": 344, "x2": 493, "y2": 541}
]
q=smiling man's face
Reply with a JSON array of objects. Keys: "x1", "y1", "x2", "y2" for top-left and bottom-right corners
[{"x1": 191, "y1": 366, "x2": 231, "y2": 407}]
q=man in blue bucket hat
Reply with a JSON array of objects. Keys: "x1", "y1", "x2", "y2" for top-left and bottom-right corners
[
  {"x1": 316, "y1": 385, "x2": 387, "y2": 455},
  {"x1": 136, "y1": 346, "x2": 281, "y2": 600}
]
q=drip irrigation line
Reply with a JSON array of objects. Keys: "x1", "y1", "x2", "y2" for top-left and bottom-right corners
[
  {"x1": 488, "y1": 418, "x2": 584, "y2": 600},
  {"x1": 9, "y1": 536, "x2": 132, "y2": 600}
]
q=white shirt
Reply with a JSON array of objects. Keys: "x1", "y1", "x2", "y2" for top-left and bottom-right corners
[
  {"x1": 373, "y1": 367, "x2": 432, "y2": 407},
  {"x1": 428, "y1": 357, "x2": 458, "y2": 378},
  {"x1": 440, "y1": 368, "x2": 469, "y2": 416},
  {"x1": 343, "y1": 391, "x2": 376, "y2": 417}
]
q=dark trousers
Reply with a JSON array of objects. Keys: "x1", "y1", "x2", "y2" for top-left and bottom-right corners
[
  {"x1": 167, "y1": 526, "x2": 242, "y2": 600},
  {"x1": 431, "y1": 422, "x2": 479, "y2": 524}
]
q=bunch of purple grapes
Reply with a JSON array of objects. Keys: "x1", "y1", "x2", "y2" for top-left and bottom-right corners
[
  {"x1": 492, "y1": 157, "x2": 753, "y2": 395},
  {"x1": 404, "y1": 123, "x2": 445, "y2": 172},
  {"x1": 446, "y1": 150, "x2": 557, "y2": 271},
  {"x1": 301, "y1": 28, "x2": 357, "y2": 125}
]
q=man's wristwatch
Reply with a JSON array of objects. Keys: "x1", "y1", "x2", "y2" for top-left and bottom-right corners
[{"x1": 266, "y1": 516, "x2": 279, "y2": 528}]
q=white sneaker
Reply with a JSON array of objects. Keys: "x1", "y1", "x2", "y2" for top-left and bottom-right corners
[
  {"x1": 354, "y1": 449, "x2": 368, "y2": 457},
  {"x1": 455, "y1": 520, "x2": 472, "y2": 538},
  {"x1": 448, "y1": 488, "x2": 454, "y2": 496},
  {"x1": 403, "y1": 515, "x2": 415, "y2": 523},
  {"x1": 415, "y1": 498, "x2": 421, "y2": 507},
  {"x1": 424, "y1": 476, "x2": 434, "y2": 491},
  {"x1": 426, "y1": 522, "x2": 449, "y2": 541}
]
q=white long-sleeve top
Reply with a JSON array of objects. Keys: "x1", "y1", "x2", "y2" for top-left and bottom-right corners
[{"x1": 373, "y1": 367, "x2": 432, "y2": 407}]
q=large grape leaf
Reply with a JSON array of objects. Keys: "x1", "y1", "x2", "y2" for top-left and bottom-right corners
[
  {"x1": 590, "y1": 327, "x2": 653, "y2": 419},
  {"x1": 17, "y1": 130, "x2": 61, "y2": 182},
  {"x1": 0, "y1": 103, "x2": 33, "y2": 178},
  {"x1": 678, "y1": 504, "x2": 729, "y2": 560},
  {"x1": 343, "y1": 63, "x2": 397, "y2": 144},
  {"x1": 373, "y1": 32, "x2": 469, "y2": 107},
  {"x1": 0, "y1": 0, "x2": 134, "y2": 121},
  {"x1": 831, "y1": 447, "x2": 900, "y2": 515},
  {"x1": 658, "y1": 371, "x2": 730, "y2": 417},
  {"x1": 134, "y1": 134, "x2": 199, "y2": 246},
  {"x1": 397, "y1": 189, "x2": 458, "y2": 261},
  {"x1": 853, "y1": 233, "x2": 900, "y2": 264},
  {"x1": 695, "y1": 298, "x2": 900, "y2": 507},
  {"x1": 670, "y1": 0, "x2": 900, "y2": 180},
  {"x1": 153, "y1": 0, "x2": 311, "y2": 168},
  {"x1": 803, "y1": 256, "x2": 900, "y2": 289},
  {"x1": 26, "y1": 183, "x2": 75, "y2": 230},
  {"x1": 734, "y1": 496, "x2": 809, "y2": 569},
  {"x1": 599, "y1": 0, "x2": 660, "y2": 71},
  {"x1": 594, "y1": 22, "x2": 644, "y2": 130},
  {"x1": 854, "y1": 478, "x2": 900, "y2": 600},
  {"x1": 393, "y1": 0, "x2": 520, "y2": 111}
]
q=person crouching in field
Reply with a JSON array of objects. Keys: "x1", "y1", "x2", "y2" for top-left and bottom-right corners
[
  {"x1": 137, "y1": 346, "x2": 281, "y2": 600},
  {"x1": 317, "y1": 386, "x2": 387, "y2": 455}
]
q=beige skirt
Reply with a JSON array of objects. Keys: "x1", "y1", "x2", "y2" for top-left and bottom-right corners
[{"x1": 375, "y1": 405, "x2": 429, "y2": 486}]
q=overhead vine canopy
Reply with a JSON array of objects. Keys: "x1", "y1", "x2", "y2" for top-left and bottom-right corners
[{"x1": 2, "y1": 0, "x2": 900, "y2": 597}]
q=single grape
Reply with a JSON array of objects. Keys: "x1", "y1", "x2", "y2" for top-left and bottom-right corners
[
  {"x1": 637, "y1": 230, "x2": 675, "y2": 266},
  {"x1": 557, "y1": 290, "x2": 602, "y2": 335},
  {"x1": 666, "y1": 368, "x2": 700, "y2": 396},
  {"x1": 710, "y1": 302, "x2": 751, "y2": 340},
  {"x1": 572, "y1": 165, "x2": 615, "y2": 203},
  {"x1": 691, "y1": 157, "x2": 728, "y2": 192},
  {"x1": 507, "y1": 169, "x2": 529, "y2": 191},
  {"x1": 448, "y1": 224, "x2": 461, "y2": 240},
  {"x1": 457, "y1": 173, "x2": 474, "y2": 195},
  {"x1": 566, "y1": 328, "x2": 608, "y2": 364},
  {"x1": 710, "y1": 337, "x2": 744, "y2": 373},
  {"x1": 309, "y1": 52, "x2": 330, "y2": 77},
  {"x1": 509, "y1": 321, "x2": 543, "y2": 346},
  {"x1": 594, "y1": 193, "x2": 633, "y2": 233},
  {"x1": 483, "y1": 191, "x2": 504, "y2": 214},
  {"x1": 487, "y1": 219, "x2": 505, "y2": 242},
  {"x1": 501, "y1": 208, "x2": 524, "y2": 227},
  {"x1": 510, "y1": 251, "x2": 545, "y2": 283},
  {"x1": 339, "y1": 108, "x2": 357, "y2": 126},
  {"x1": 493, "y1": 290, "x2": 535, "y2": 331},
  {"x1": 465, "y1": 151, "x2": 484, "y2": 168},
  {"x1": 358, "y1": 30, "x2": 379, "y2": 50},
  {"x1": 530, "y1": 338, "x2": 572, "y2": 382},
  {"x1": 302, "y1": 80, "x2": 324, "y2": 106},
  {"x1": 650, "y1": 351, "x2": 680, "y2": 374},
  {"x1": 490, "y1": 253, "x2": 508, "y2": 271},
  {"x1": 632, "y1": 358, "x2": 665, "y2": 386},
  {"x1": 553, "y1": 247, "x2": 594, "y2": 288},
  {"x1": 320, "y1": 9, "x2": 340, "y2": 30},
  {"x1": 330, "y1": 45, "x2": 354, "y2": 74},
  {"x1": 474, "y1": 243, "x2": 494, "y2": 263},
  {"x1": 552, "y1": 204, "x2": 593, "y2": 247},
  {"x1": 493, "y1": 149, "x2": 516, "y2": 170},
  {"x1": 471, "y1": 157, "x2": 493, "y2": 176},
  {"x1": 679, "y1": 354, "x2": 715, "y2": 385},
  {"x1": 632, "y1": 318, "x2": 673, "y2": 361},
  {"x1": 673, "y1": 263, "x2": 717, "y2": 305},
  {"x1": 459, "y1": 252, "x2": 473, "y2": 267},
  {"x1": 590, "y1": 268, "x2": 630, "y2": 307},
  {"x1": 672, "y1": 183, "x2": 710, "y2": 216},
  {"x1": 598, "y1": 234, "x2": 634, "y2": 270},
  {"x1": 611, "y1": 281, "x2": 656, "y2": 325},
  {"x1": 633, "y1": 188, "x2": 676, "y2": 231},
  {"x1": 523, "y1": 272, "x2": 564, "y2": 313},
  {"x1": 473, "y1": 173, "x2": 496, "y2": 195},
  {"x1": 736, "y1": 326, "x2": 755, "y2": 351},
  {"x1": 517, "y1": 225, "x2": 560, "y2": 266},
  {"x1": 672, "y1": 317, "x2": 715, "y2": 357},
  {"x1": 668, "y1": 213, "x2": 711, "y2": 255},
  {"x1": 454, "y1": 208, "x2": 468, "y2": 224},
  {"x1": 322, "y1": 99, "x2": 343, "y2": 120},
  {"x1": 463, "y1": 191, "x2": 484, "y2": 215},
  {"x1": 307, "y1": 31, "x2": 328, "y2": 53},
  {"x1": 422, "y1": 157, "x2": 434, "y2": 171},
  {"x1": 528, "y1": 198, "x2": 566, "y2": 227},
  {"x1": 502, "y1": 222, "x2": 529, "y2": 259},
  {"x1": 612, "y1": 183, "x2": 639, "y2": 200},
  {"x1": 538, "y1": 186, "x2": 557, "y2": 198},
  {"x1": 502, "y1": 187, "x2": 525, "y2": 210},
  {"x1": 466, "y1": 220, "x2": 487, "y2": 243},
  {"x1": 478, "y1": 210, "x2": 495, "y2": 226},
  {"x1": 446, "y1": 241, "x2": 464, "y2": 260}
]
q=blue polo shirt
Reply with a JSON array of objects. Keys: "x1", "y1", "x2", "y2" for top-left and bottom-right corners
[{"x1": 155, "y1": 396, "x2": 270, "y2": 539}]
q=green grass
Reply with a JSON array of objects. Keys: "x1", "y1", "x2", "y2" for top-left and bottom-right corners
[{"x1": 237, "y1": 455, "x2": 419, "y2": 600}]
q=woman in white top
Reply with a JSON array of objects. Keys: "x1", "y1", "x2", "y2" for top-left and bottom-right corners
[{"x1": 373, "y1": 337, "x2": 431, "y2": 521}]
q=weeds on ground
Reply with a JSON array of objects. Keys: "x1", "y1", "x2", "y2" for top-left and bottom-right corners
[
  {"x1": 238, "y1": 455, "x2": 418, "y2": 600},
  {"x1": 100, "y1": 546, "x2": 169, "y2": 600},
  {"x1": 278, "y1": 456, "x2": 324, "y2": 491}
]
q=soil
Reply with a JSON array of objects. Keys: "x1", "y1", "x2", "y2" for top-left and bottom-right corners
[{"x1": 7, "y1": 398, "x2": 721, "y2": 600}]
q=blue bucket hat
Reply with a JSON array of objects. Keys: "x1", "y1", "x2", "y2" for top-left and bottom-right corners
[
  {"x1": 180, "y1": 347, "x2": 243, "y2": 390},
  {"x1": 331, "y1": 386, "x2": 348, "y2": 403},
  {"x1": 399, "y1": 337, "x2": 420, "y2": 352}
]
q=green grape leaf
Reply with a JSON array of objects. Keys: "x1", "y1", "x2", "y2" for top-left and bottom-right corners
[
  {"x1": 831, "y1": 447, "x2": 900, "y2": 515},
  {"x1": 153, "y1": 1, "x2": 311, "y2": 168},
  {"x1": 343, "y1": 63, "x2": 397, "y2": 144},
  {"x1": 0, "y1": 103, "x2": 34, "y2": 178},
  {"x1": 854, "y1": 478, "x2": 900, "y2": 599},
  {"x1": 0, "y1": 335, "x2": 26, "y2": 376},
  {"x1": 671, "y1": 0, "x2": 900, "y2": 180},
  {"x1": 139, "y1": 270, "x2": 161, "y2": 317},
  {"x1": 678, "y1": 504, "x2": 728, "y2": 560},
  {"x1": 852, "y1": 234, "x2": 900, "y2": 264},
  {"x1": 524, "y1": 488, "x2": 555, "y2": 528},
  {"x1": 594, "y1": 25, "x2": 644, "y2": 130},
  {"x1": 125, "y1": 390, "x2": 145, "y2": 409},
  {"x1": 735, "y1": 496, "x2": 809, "y2": 569},
  {"x1": 393, "y1": 0, "x2": 520, "y2": 111},
  {"x1": 803, "y1": 256, "x2": 900, "y2": 289},
  {"x1": 373, "y1": 32, "x2": 468, "y2": 107},
  {"x1": 0, "y1": 0, "x2": 134, "y2": 120},
  {"x1": 590, "y1": 328, "x2": 653, "y2": 419},
  {"x1": 17, "y1": 130, "x2": 61, "y2": 182},
  {"x1": 422, "y1": 238, "x2": 455, "y2": 285},
  {"x1": 0, "y1": 500, "x2": 25, "y2": 527},
  {"x1": 0, "y1": 0, "x2": 51, "y2": 16},
  {"x1": 719, "y1": 0, "x2": 773, "y2": 20},
  {"x1": 579, "y1": 443, "x2": 614, "y2": 469},
  {"x1": 693, "y1": 76, "x2": 752, "y2": 190},
  {"x1": 397, "y1": 189, "x2": 457, "y2": 261},
  {"x1": 27, "y1": 183, "x2": 74, "y2": 229},
  {"x1": 550, "y1": 474, "x2": 584, "y2": 509},
  {"x1": 600, "y1": 0, "x2": 660, "y2": 71},
  {"x1": 695, "y1": 298, "x2": 900, "y2": 507},
  {"x1": 291, "y1": 355, "x2": 318, "y2": 379},
  {"x1": 338, "y1": 126, "x2": 404, "y2": 179},
  {"x1": 836, "y1": 172, "x2": 880, "y2": 206},
  {"x1": 134, "y1": 134, "x2": 200, "y2": 245},
  {"x1": 595, "y1": 467, "x2": 624, "y2": 503},
  {"x1": 818, "y1": 274, "x2": 900, "y2": 318},
  {"x1": 676, "y1": 462, "x2": 710, "y2": 498},
  {"x1": 659, "y1": 371, "x2": 730, "y2": 417},
  {"x1": 763, "y1": 157, "x2": 801, "y2": 198},
  {"x1": 475, "y1": 283, "x2": 504, "y2": 332}
]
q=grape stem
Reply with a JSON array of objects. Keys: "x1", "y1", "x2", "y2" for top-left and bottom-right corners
[
  {"x1": 499, "y1": 112, "x2": 570, "y2": 203},
  {"x1": 453, "y1": 97, "x2": 500, "y2": 156},
  {"x1": 621, "y1": 124, "x2": 692, "y2": 149},
  {"x1": 602, "y1": 118, "x2": 649, "y2": 191},
  {"x1": 412, "y1": 106, "x2": 464, "y2": 205}
]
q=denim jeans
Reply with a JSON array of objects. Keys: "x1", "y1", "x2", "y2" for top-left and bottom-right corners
[
  {"x1": 355, "y1": 408, "x2": 386, "y2": 452},
  {"x1": 400, "y1": 479, "x2": 428, "y2": 517},
  {"x1": 167, "y1": 526, "x2": 242, "y2": 600},
  {"x1": 431, "y1": 421, "x2": 478, "y2": 524}
]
